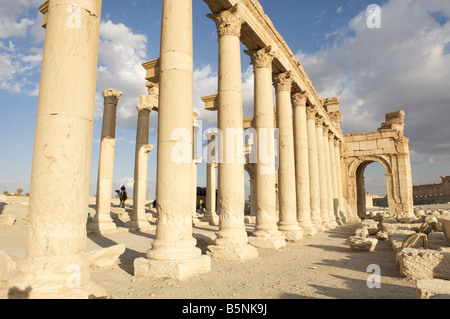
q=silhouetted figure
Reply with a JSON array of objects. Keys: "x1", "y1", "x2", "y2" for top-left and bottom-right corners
[{"x1": 115, "y1": 185, "x2": 127, "y2": 208}]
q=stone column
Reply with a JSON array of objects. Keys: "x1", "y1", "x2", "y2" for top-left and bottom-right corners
[
  {"x1": 273, "y1": 72, "x2": 303, "y2": 242},
  {"x1": 126, "y1": 97, "x2": 153, "y2": 232},
  {"x1": 134, "y1": 0, "x2": 211, "y2": 280},
  {"x1": 322, "y1": 124, "x2": 338, "y2": 227},
  {"x1": 292, "y1": 92, "x2": 317, "y2": 237},
  {"x1": 88, "y1": 88, "x2": 122, "y2": 233},
  {"x1": 203, "y1": 129, "x2": 219, "y2": 225},
  {"x1": 315, "y1": 116, "x2": 334, "y2": 229},
  {"x1": 245, "y1": 46, "x2": 286, "y2": 250},
  {"x1": 9, "y1": 0, "x2": 106, "y2": 299},
  {"x1": 328, "y1": 131, "x2": 343, "y2": 225},
  {"x1": 205, "y1": 5, "x2": 258, "y2": 261},
  {"x1": 334, "y1": 138, "x2": 347, "y2": 223},
  {"x1": 306, "y1": 105, "x2": 326, "y2": 232},
  {"x1": 192, "y1": 115, "x2": 201, "y2": 225}
]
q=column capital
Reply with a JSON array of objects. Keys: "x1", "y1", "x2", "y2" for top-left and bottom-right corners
[
  {"x1": 306, "y1": 105, "x2": 317, "y2": 120},
  {"x1": 136, "y1": 103, "x2": 152, "y2": 115},
  {"x1": 291, "y1": 91, "x2": 308, "y2": 108},
  {"x1": 102, "y1": 88, "x2": 123, "y2": 104},
  {"x1": 207, "y1": 4, "x2": 243, "y2": 38},
  {"x1": 244, "y1": 46, "x2": 276, "y2": 70},
  {"x1": 328, "y1": 130, "x2": 335, "y2": 140},
  {"x1": 273, "y1": 71, "x2": 293, "y2": 92},
  {"x1": 315, "y1": 115, "x2": 324, "y2": 126}
]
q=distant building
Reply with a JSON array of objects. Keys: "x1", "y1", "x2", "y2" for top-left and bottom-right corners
[
  {"x1": 413, "y1": 176, "x2": 450, "y2": 205},
  {"x1": 365, "y1": 193, "x2": 388, "y2": 208}
]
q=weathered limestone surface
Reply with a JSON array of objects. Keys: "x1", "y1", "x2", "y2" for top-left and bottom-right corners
[
  {"x1": 398, "y1": 248, "x2": 450, "y2": 280},
  {"x1": 416, "y1": 278, "x2": 450, "y2": 299},
  {"x1": 88, "y1": 88, "x2": 122, "y2": 234},
  {"x1": 8, "y1": 0, "x2": 108, "y2": 299},
  {"x1": 274, "y1": 72, "x2": 304, "y2": 242},
  {"x1": 205, "y1": 5, "x2": 258, "y2": 261},
  {"x1": 0, "y1": 215, "x2": 16, "y2": 227},
  {"x1": 134, "y1": 0, "x2": 211, "y2": 280},
  {"x1": 348, "y1": 236, "x2": 378, "y2": 252},
  {"x1": 87, "y1": 244, "x2": 126, "y2": 268}
]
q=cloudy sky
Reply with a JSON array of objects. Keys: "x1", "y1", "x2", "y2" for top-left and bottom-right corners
[{"x1": 0, "y1": 0, "x2": 449, "y2": 200}]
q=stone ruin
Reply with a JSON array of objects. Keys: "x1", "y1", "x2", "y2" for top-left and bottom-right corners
[{"x1": 1, "y1": 0, "x2": 444, "y2": 300}]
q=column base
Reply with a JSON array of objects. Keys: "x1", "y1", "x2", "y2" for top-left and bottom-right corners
[
  {"x1": 207, "y1": 244, "x2": 258, "y2": 262},
  {"x1": 202, "y1": 215, "x2": 220, "y2": 226},
  {"x1": 248, "y1": 233, "x2": 286, "y2": 250},
  {"x1": 134, "y1": 255, "x2": 211, "y2": 280},
  {"x1": 8, "y1": 255, "x2": 108, "y2": 299},
  {"x1": 244, "y1": 215, "x2": 256, "y2": 224},
  {"x1": 86, "y1": 221, "x2": 117, "y2": 234},
  {"x1": 124, "y1": 220, "x2": 155, "y2": 233},
  {"x1": 280, "y1": 230, "x2": 304, "y2": 242},
  {"x1": 313, "y1": 223, "x2": 327, "y2": 232},
  {"x1": 297, "y1": 225, "x2": 317, "y2": 237}
]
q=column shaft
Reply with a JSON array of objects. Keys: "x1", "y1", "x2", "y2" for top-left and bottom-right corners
[
  {"x1": 334, "y1": 139, "x2": 347, "y2": 223},
  {"x1": 134, "y1": 0, "x2": 211, "y2": 280},
  {"x1": 205, "y1": 5, "x2": 258, "y2": 261},
  {"x1": 306, "y1": 106, "x2": 325, "y2": 232},
  {"x1": 322, "y1": 125, "x2": 338, "y2": 227},
  {"x1": 12, "y1": 0, "x2": 106, "y2": 298},
  {"x1": 328, "y1": 131, "x2": 342, "y2": 225},
  {"x1": 274, "y1": 73, "x2": 303, "y2": 241},
  {"x1": 89, "y1": 89, "x2": 122, "y2": 233},
  {"x1": 292, "y1": 93, "x2": 317, "y2": 236},
  {"x1": 246, "y1": 46, "x2": 286, "y2": 250},
  {"x1": 315, "y1": 118, "x2": 333, "y2": 228}
]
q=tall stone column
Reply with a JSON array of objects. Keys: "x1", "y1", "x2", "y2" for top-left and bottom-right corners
[
  {"x1": 9, "y1": 0, "x2": 106, "y2": 299},
  {"x1": 192, "y1": 115, "x2": 202, "y2": 224},
  {"x1": 245, "y1": 46, "x2": 286, "y2": 250},
  {"x1": 126, "y1": 97, "x2": 153, "y2": 232},
  {"x1": 203, "y1": 129, "x2": 219, "y2": 225},
  {"x1": 88, "y1": 88, "x2": 122, "y2": 234},
  {"x1": 292, "y1": 92, "x2": 317, "y2": 237},
  {"x1": 273, "y1": 72, "x2": 303, "y2": 242},
  {"x1": 205, "y1": 5, "x2": 258, "y2": 261},
  {"x1": 315, "y1": 117, "x2": 334, "y2": 229},
  {"x1": 134, "y1": 0, "x2": 211, "y2": 280},
  {"x1": 306, "y1": 106, "x2": 326, "y2": 232},
  {"x1": 334, "y1": 138, "x2": 347, "y2": 223},
  {"x1": 322, "y1": 124, "x2": 338, "y2": 227},
  {"x1": 328, "y1": 131, "x2": 343, "y2": 225}
]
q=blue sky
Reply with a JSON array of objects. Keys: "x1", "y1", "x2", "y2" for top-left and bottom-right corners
[{"x1": 0, "y1": 0, "x2": 449, "y2": 200}]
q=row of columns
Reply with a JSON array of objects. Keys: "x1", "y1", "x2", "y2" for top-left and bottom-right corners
[{"x1": 12, "y1": 0, "x2": 350, "y2": 298}]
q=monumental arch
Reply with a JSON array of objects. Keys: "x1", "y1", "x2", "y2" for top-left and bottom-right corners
[
  {"x1": 6, "y1": 0, "x2": 415, "y2": 298},
  {"x1": 344, "y1": 111, "x2": 414, "y2": 219}
]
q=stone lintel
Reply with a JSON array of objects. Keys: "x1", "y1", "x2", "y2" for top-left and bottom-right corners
[
  {"x1": 142, "y1": 58, "x2": 160, "y2": 84},
  {"x1": 39, "y1": 1, "x2": 49, "y2": 29},
  {"x1": 201, "y1": 94, "x2": 218, "y2": 111}
]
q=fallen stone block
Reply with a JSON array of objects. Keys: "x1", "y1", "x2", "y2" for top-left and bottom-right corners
[
  {"x1": 440, "y1": 217, "x2": 450, "y2": 242},
  {"x1": 376, "y1": 231, "x2": 389, "y2": 241},
  {"x1": 355, "y1": 227, "x2": 369, "y2": 238},
  {"x1": 348, "y1": 236, "x2": 378, "y2": 252},
  {"x1": 398, "y1": 248, "x2": 450, "y2": 280},
  {"x1": 416, "y1": 278, "x2": 450, "y2": 299},
  {"x1": 0, "y1": 250, "x2": 17, "y2": 282},
  {"x1": 0, "y1": 214, "x2": 16, "y2": 226},
  {"x1": 361, "y1": 220, "x2": 379, "y2": 235},
  {"x1": 87, "y1": 244, "x2": 126, "y2": 268}
]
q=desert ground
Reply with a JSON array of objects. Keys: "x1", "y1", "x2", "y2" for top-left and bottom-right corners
[{"x1": 2, "y1": 197, "x2": 449, "y2": 300}]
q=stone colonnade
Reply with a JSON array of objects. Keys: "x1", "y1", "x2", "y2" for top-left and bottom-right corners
[{"x1": 10, "y1": 0, "x2": 414, "y2": 298}]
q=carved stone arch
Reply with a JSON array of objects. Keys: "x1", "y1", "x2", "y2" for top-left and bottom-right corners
[{"x1": 347, "y1": 155, "x2": 395, "y2": 219}]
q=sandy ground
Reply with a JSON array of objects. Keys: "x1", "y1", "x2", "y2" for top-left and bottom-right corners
[{"x1": 3, "y1": 199, "x2": 444, "y2": 300}]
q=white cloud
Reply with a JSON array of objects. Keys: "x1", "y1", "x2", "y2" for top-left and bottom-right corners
[
  {"x1": 96, "y1": 20, "x2": 149, "y2": 129},
  {"x1": 296, "y1": 0, "x2": 450, "y2": 159},
  {"x1": 336, "y1": 7, "x2": 343, "y2": 14}
]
